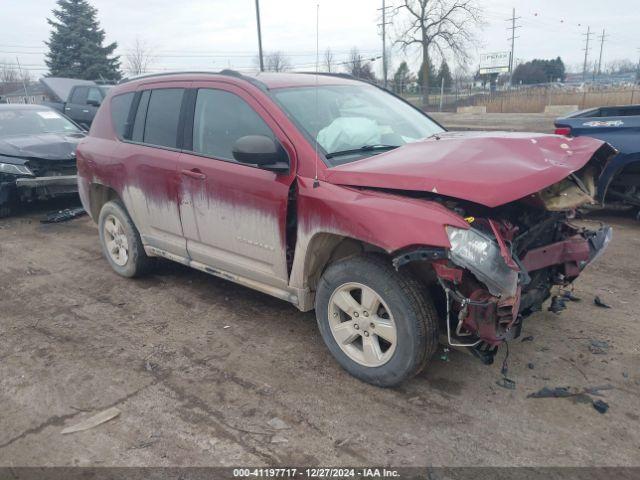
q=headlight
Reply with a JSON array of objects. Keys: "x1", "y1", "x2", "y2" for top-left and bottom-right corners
[
  {"x1": 0, "y1": 162, "x2": 33, "y2": 176},
  {"x1": 446, "y1": 226, "x2": 519, "y2": 298}
]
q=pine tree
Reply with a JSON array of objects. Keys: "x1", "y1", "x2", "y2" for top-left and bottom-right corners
[
  {"x1": 435, "y1": 60, "x2": 453, "y2": 92},
  {"x1": 393, "y1": 61, "x2": 413, "y2": 94},
  {"x1": 45, "y1": 0, "x2": 121, "y2": 81}
]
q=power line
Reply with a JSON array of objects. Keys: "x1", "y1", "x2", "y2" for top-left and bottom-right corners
[{"x1": 582, "y1": 26, "x2": 593, "y2": 82}]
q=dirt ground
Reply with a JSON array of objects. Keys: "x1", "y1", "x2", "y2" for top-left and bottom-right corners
[{"x1": 1, "y1": 197, "x2": 639, "y2": 468}]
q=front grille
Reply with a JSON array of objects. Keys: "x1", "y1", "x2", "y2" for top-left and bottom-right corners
[{"x1": 25, "y1": 158, "x2": 77, "y2": 177}]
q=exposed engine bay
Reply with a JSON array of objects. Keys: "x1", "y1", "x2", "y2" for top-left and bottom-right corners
[{"x1": 393, "y1": 144, "x2": 615, "y2": 364}]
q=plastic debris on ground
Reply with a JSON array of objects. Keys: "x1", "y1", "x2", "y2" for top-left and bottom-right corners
[
  {"x1": 594, "y1": 296, "x2": 612, "y2": 309},
  {"x1": 41, "y1": 206, "x2": 86, "y2": 223},
  {"x1": 61, "y1": 407, "x2": 121, "y2": 434},
  {"x1": 496, "y1": 377, "x2": 516, "y2": 390},
  {"x1": 589, "y1": 340, "x2": 610, "y2": 355},
  {"x1": 592, "y1": 399, "x2": 609, "y2": 414}
]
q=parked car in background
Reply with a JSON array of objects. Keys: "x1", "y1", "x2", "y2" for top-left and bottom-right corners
[
  {"x1": 0, "y1": 104, "x2": 84, "y2": 217},
  {"x1": 78, "y1": 71, "x2": 613, "y2": 387},
  {"x1": 46, "y1": 83, "x2": 112, "y2": 129},
  {"x1": 555, "y1": 105, "x2": 640, "y2": 214}
]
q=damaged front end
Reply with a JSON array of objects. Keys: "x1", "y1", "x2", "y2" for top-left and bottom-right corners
[
  {"x1": 0, "y1": 155, "x2": 78, "y2": 216},
  {"x1": 396, "y1": 146, "x2": 614, "y2": 364}
]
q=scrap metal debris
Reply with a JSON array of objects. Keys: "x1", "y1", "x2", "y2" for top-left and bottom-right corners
[
  {"x1": 41, "y1": 206, "x2": 86, "y2": 223},
  {"x1": 594, "y1": 296, "x2": 612, "y2": 309},
  {"x1": 61, "y1": 407, "x2": 121, "y2": 434},
  {"x1": 592, "y1": 399, "x2": 609, "y2": 414}
]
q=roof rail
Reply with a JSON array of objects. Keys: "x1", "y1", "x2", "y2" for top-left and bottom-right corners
[
  {"x1": 118, "y1": 70, "x2": 268, "y2": 91},
  {"x1": 296, "y1": 71, "x2": 356, "y2": 80}
]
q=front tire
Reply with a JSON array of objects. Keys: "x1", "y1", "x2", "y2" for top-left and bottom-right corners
[
  {"x1": 315, "y1": 254, "x2": 439, "y2": 387},
  {"x1": 98, "y1": 200, "x2": 153, "y2": 278}
]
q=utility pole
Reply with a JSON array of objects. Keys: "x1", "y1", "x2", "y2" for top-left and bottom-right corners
[
  {"x1": 377, "y1": 0, "x2": 393, "y2": 89},
  {"x1": 582, "y1": 26, "x2": 593, "y2": 83},
  {"x1": 506, "y1": 8, "x2": 521, "y2": 87},
  {"x1": 597, "y1": 29, "x2": 607, "y2": 77},
  {"x1": 15, "y1": 57, "x2": 29, "y2": 104},
  {"x1": 255, "y1": 0, "x2": 264, "y2": 72}
]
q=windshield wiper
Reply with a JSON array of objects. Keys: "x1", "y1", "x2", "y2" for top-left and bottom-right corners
[{"x1": 325, "y1": 144, "x2": 399, "y2": 159}]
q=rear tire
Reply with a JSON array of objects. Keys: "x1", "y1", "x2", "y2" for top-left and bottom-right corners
[
  {"x1": 98, "y1": 200, "x2": 153, "y2": 278},
  {"x1": 315, "y1": 254, "x2": 439, "y2": 387}
]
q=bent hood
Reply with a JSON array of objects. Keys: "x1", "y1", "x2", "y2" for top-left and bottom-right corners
[
  {"x1": 0, "y1": 133, "x2": 83, "y2": 163},
  {"x1": 324, "y1": 131, "x2": 610, "y2": 207}
]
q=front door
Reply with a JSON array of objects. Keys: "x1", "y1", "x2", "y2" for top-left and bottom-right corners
[{"x1": 177, "y1": 84, "x2": 296, "y2": 288}]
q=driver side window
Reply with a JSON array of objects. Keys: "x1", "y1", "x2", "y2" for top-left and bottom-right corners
[{"x1": 192, "y1": 89, "x2": 274, "y2": 161}]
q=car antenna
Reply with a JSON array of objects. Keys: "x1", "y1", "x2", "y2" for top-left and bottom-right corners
[{"x1": 313, "y1": 3, "x2": 321, "y2": 188}]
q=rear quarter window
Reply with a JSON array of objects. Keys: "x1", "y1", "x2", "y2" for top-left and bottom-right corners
[
  {"x1": 110, "y1": 92, "x2": 135, "y2": 139},
  {"x1": 142, "y1": 88, "x2": 185, "y2": 148}
]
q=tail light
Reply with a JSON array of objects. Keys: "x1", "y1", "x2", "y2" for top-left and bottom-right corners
[{"x1": 554, "y1": 127, "x2": 571, "y2": 136}]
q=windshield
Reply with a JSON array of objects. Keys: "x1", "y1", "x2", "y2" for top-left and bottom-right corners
[
  {"x1": 0, "y1": 108, "x2": 82, "y2": 137},
  {"x1": 272, "y1": 84, "x2": 444, "y2": 165}
]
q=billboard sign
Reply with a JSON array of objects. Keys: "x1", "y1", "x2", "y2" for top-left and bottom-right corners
[{"x1": 479, "y1": 51, "x2": 510, "y2": 75}]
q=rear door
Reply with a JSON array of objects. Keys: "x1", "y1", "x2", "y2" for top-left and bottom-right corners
[
  {"x1": 177, "y1": 82, "x2": 296, "y2": 288},
  {"x1": 116, "y1": 84, "x2": 189, "y2": 258}
]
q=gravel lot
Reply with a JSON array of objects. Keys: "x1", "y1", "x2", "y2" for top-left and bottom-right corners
[{"x1": 1, "y1": 198, "x2": 639, "y2": 468}]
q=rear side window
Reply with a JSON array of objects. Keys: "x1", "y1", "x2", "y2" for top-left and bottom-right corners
[
  {"x1": 192, "y1": 89, "x2": 274, "y2": 161},
  {"x1": 142, "y1": 88, "x2": 185, "y2": 148},
  {"x1": 110, "y1": 92, "x2": 135, "y2": 139},
  {"x1": 69, "y1": 87, "x2": 88, "y2": 104}
]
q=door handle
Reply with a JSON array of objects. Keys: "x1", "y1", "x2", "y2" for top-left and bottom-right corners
[
  {"x1": 82, "y1": 109, "x2": 89, "y2": 113},
  {"x1": 181, "y1": 168, "x2": 206, "y2": 180}
]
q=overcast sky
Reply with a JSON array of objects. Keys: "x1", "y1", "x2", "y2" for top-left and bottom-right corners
[{"x1": 1, "y1": 0, "x2": 638, "y2": 78}]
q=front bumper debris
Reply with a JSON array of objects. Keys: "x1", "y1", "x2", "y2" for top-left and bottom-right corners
[{"x1": 14, "y1": 175, "x2": 78, "y2": 201}]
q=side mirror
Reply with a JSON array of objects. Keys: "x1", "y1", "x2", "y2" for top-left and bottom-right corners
[
  {"x1": 232, "y1": 135, "x2": 289, "y2": 173},
  {"x1": 87, "y1": 99, "x2": 101, "y2": 107}
]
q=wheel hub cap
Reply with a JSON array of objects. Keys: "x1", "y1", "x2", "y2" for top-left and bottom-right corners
[
  {"x1": 327, "y1": 282, "x2": 397, "y2": 368},
  {"x1": 103, "y1": 215, "x2": 129, "y2": 267}
]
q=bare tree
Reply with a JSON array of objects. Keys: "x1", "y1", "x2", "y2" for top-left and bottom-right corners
[
  {"x1": 0, "y1": 60, "x2": 31, "y2": 96},
  {"x1": 265, "y1": 51, "x2": 291, "y2": 72},
  {"x1": 395, "y1": 0, "x2": 482, "y2": 107},
  {"x1": 124, "y1": 38, "x2": 156, "y2": 76},
  {"x1": 323, "y1": 48, "x2": 335, "y2": 72}
]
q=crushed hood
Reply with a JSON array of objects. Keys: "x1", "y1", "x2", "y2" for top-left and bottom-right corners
[
  {"x1": 325, "y1": 131, "x2": 610, "y2": 207},
  {"x1": 0, "y1": 133, "x2": 83, "y2": 163}
]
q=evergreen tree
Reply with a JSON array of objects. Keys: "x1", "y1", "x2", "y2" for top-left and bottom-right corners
[
  {"x1": 393, "y1": 61, "x2": 413, "y2": 94},
  {"x1": 45, "y1": 0, "x2": 120, "y2": 81},
  {"x1": 417, "y1": 61, "x2": 437, "y2": 93},
  {"x1": 435, "y1": 60, "x2": 453, "y2": 92}
]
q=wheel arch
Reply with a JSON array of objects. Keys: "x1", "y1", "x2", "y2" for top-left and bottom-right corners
[
  {"x1": 87, "y1": 182, "x2": 123, "y2": 222},
  {"x1": 599, "y1": 153, "x2": 640, "y2": 203}
]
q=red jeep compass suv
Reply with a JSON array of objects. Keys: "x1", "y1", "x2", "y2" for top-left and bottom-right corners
[{"x1": 77, "y1": 71, "x2": 613, "y2": 386}]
